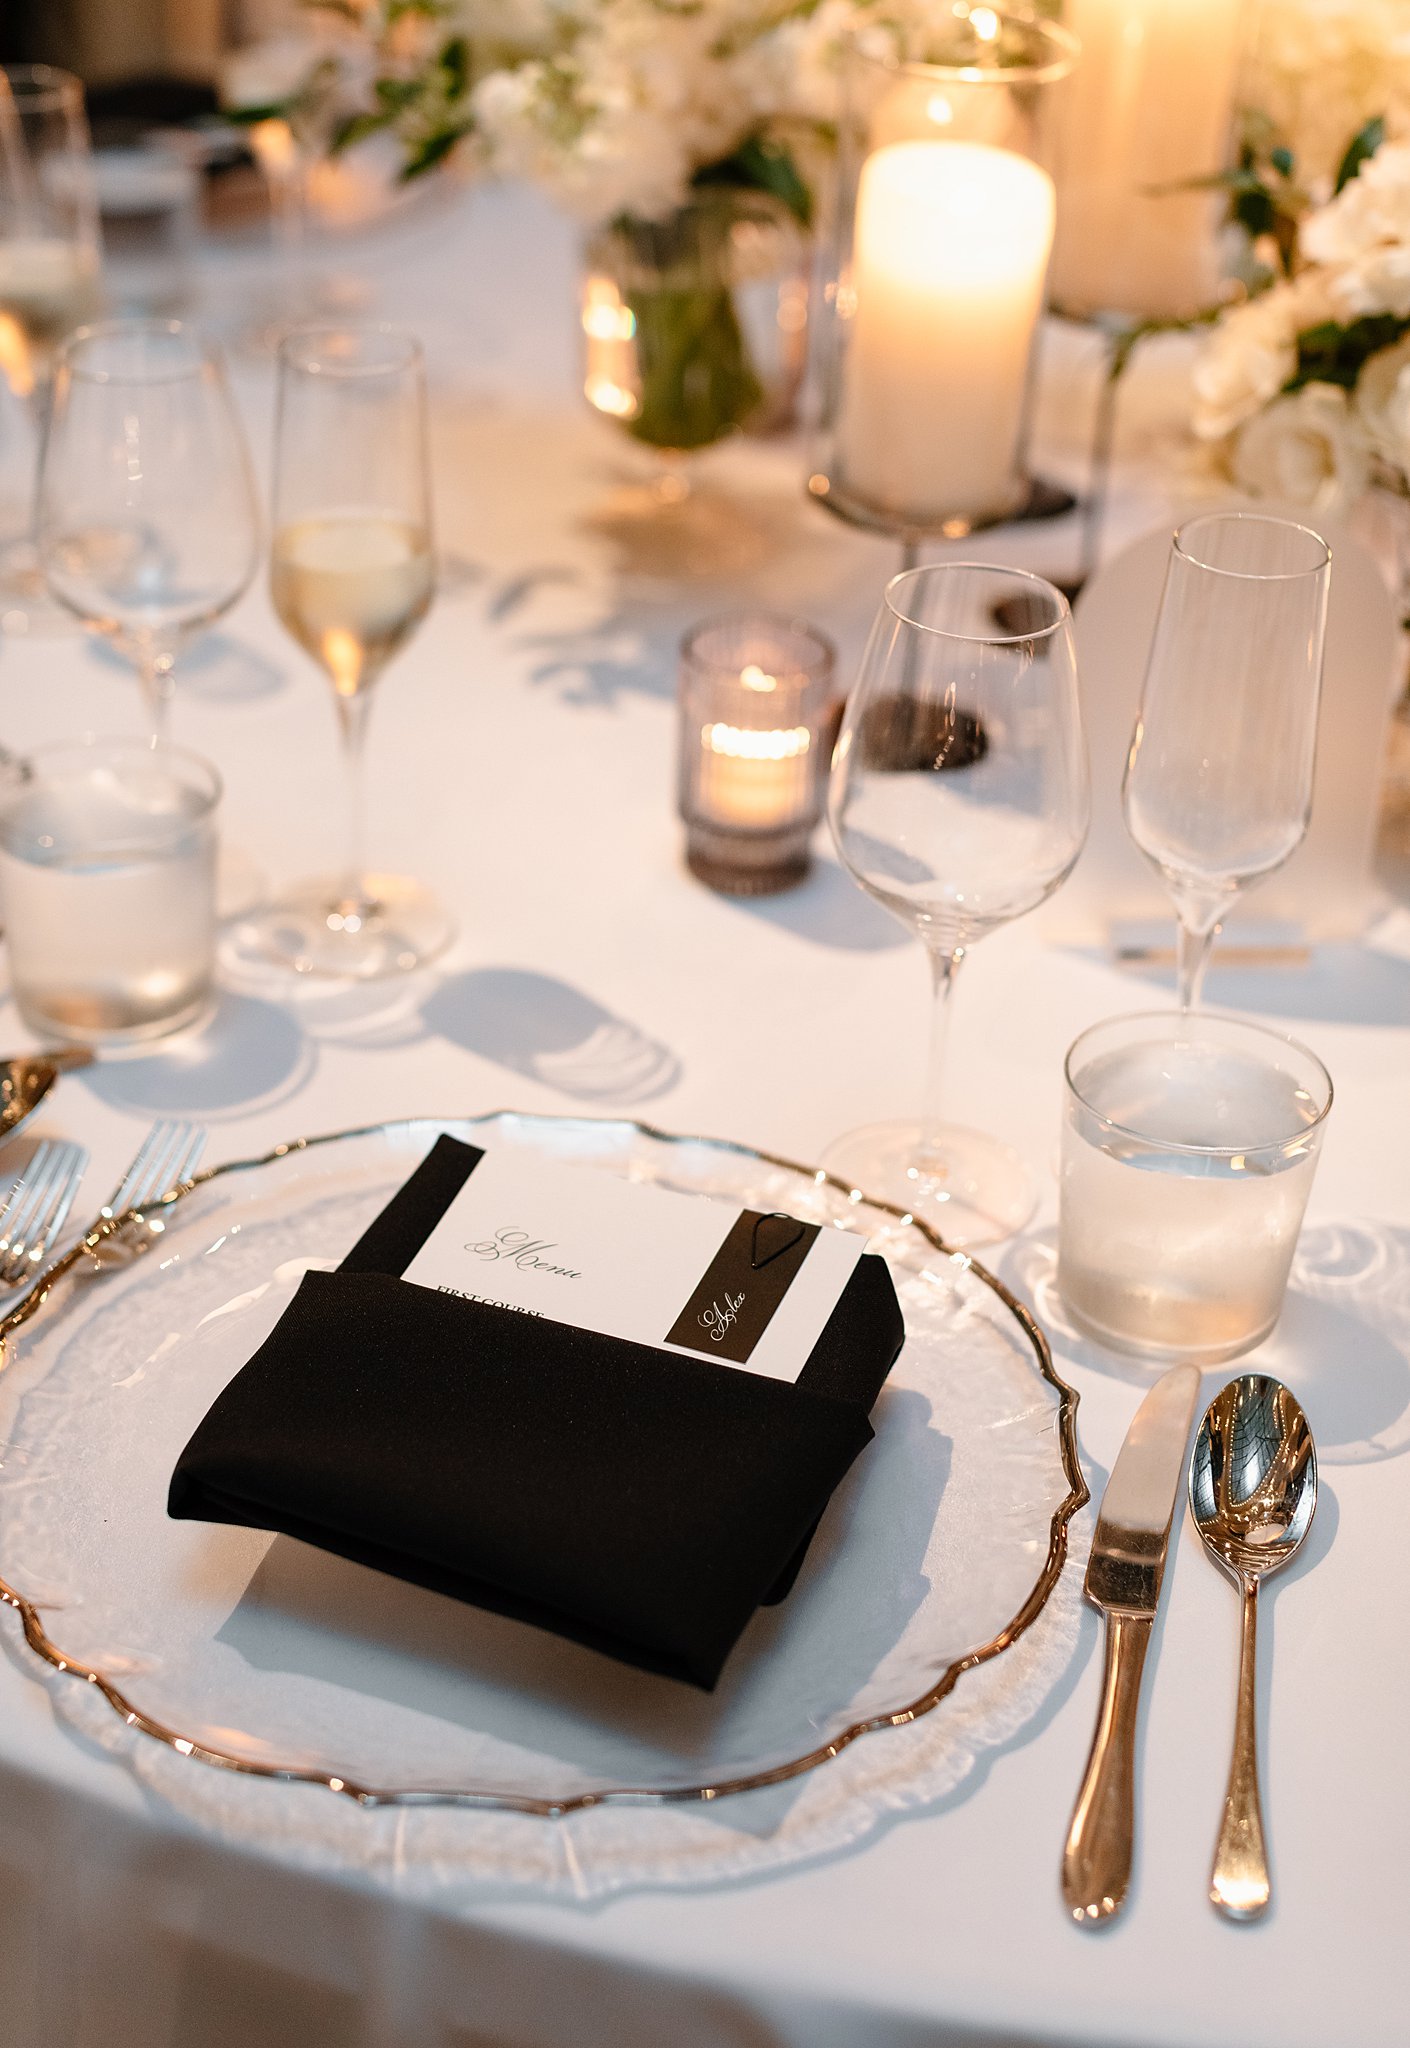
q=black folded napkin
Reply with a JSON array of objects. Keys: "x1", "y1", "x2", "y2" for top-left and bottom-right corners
[{"x1": 169, "y1": 1136, "x2": 906, "y2": 1687}]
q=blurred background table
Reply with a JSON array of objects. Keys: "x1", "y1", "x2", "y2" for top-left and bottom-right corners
[{"x1": 0, "y1": 182, "x2": 1406, "y2": 2048}]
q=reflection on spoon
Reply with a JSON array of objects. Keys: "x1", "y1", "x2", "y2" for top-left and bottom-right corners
[
  {"x1": 1189, "y1": 1374, "x2": 1318, "y2": 1921},
  {"x1": 0, "y1": 1046, "x2": 94, "y2": 1144}
]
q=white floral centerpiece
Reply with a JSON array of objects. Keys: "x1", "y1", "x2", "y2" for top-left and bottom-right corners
[
  {"x1": 1195, "y1": 138, "x2": 1410, "y2": 513},
  {"x1": 228, "y1": 1, "x2": 960, "y2": 452}
]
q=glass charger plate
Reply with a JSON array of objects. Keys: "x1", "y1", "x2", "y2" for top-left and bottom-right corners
[{"x1": 0, "y1": 1113, "x2": 1087, "y2": 1900}]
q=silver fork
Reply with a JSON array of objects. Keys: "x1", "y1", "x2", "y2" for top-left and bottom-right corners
[
  {"x1": 101, "y1": 1120, "x2": 208, "y2": 1223},
  {"x1": 0, "y1": 1140, "x2": 89, "y2": 1287}
]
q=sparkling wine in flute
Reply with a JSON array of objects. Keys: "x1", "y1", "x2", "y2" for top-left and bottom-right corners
[
  {"x1": 270, "y1": 513, "x2": 434, "y2": 696},
  {"x1": 0, "y1": 236, "x2": 101, "y2": 360}
]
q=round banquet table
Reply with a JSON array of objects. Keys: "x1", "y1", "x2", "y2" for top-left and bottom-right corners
[{"x1": 0, "y1": 182, "x2": 1406, "y2": 2048}]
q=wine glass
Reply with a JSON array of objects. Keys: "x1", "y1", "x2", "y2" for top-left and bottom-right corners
[
  {"x1": 0, "y1": 63, "x2": 102, "y2": 627},
  {"x1": 36, "y1": 318, "x2": 260, "y2": 733},
  {"x1": 827, "y1": 562, "x2": 1089, "y2": 1246},
  {"x1": 253, "y1": 322, "x2": 452, "y2": 979},
  {"x1": 1123, "y1": 512, "x2": 1331, "y2": 1010}
]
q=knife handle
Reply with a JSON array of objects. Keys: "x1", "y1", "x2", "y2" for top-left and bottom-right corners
[{"x1": 1062, "y1": 1609, "x2": 1152, "y2": 1925}]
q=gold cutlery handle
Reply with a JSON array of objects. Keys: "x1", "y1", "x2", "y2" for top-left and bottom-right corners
[
  {"x1": 1211, "y1": 1579, "x2": 1270, "y2": 1920},
  {"x1": 1062, "y1": 1609, "x2": 1152, "y2": 1924}
]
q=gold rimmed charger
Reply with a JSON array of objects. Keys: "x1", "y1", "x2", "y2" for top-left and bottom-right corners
[{"x1": 0, "y1": 1112, "x2": 1086, "y2": 1849}]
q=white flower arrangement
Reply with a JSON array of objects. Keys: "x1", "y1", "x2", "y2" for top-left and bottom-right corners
[
  {"x1": 1241, "y1": 0, "x2": 1410, "y2": 196},
  {"x1": 232, "y1": 0, "x2": 953, "y2": 225},
  {"x1": 1195, "y1": 138, "x2": 1410, "y2": 513}
]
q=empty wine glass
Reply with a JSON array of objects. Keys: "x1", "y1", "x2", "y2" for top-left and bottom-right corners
[
  {"x1": 252, "y1": 321, "x2": 452, "y2": 979},
  {"x1": 828, "y1": 562, "x2": 1089, "y2": 1246},
  {"x1": 1123, "y1": 511, "x2": 1331, "y2": 1010},
  {"x1": 37, "y1": 318, "x2": 260, "y2": 732},
  {"x1": 0, "y1": 63, "x2": 102, "y2": 627}
]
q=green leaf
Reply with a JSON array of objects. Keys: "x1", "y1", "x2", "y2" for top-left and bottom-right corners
[
  {"x1": 224, "y1": 101, "x2": 298, "y2": 126},
  {"x1": 1232, "y1": 186, "x2": 1276, "y2": 240},
  {"x1": 331, "y1": 108, "x2": 395, "y2": 154},
  {"x1": 1334, "y1": 115, "x2": 1386, "y2": 193},
  {"x1": 375, "y1": 76, "x2": 424, "y2": 112},
  {"x1": 1287, "y1": 311, "x2": 1410, "y2": 392},
  {"x1": 400, "y1": 122, "x2": 472, "y2": 181},
  {"x1": 692, "y1": 135, "x2": 813, "y2": 229},
  {"x1": 439, "y1": 35, "x2": 470, "y2": 101}
]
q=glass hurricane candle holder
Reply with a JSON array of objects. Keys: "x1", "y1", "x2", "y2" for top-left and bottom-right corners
[
  {"x1": 1049, "y1": 0, "x2": 1243, "y2": 325},
  {"x1": 808, "y1": 11, "x2": 1076, "y2": 546},
  {"x1": 678, "y1": 613, "x2": 837, "y2": 896}
]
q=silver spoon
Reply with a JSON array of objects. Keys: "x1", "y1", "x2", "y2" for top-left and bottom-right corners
[
  {"x1": 0, "y1": 1047, "x2": 94, "y2": 1145},
  {"x1": 1189, "y1": 1373, "x2": 1318, "y2": 1922}
]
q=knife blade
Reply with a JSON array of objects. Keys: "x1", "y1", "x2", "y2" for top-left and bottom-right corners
[{"x1": 1061, "y1": 1361, "x2": 1201, "y2": 1926}]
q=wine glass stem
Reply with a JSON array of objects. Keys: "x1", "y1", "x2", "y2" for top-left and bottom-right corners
[
  {"x1": 1177, "y1": 917, "x2": 1219, "y2": 1011},
  {"x1": 136, "y1": 651, "x2": 175, "y2": 742},
  {"x1": 334, "y1": 690, "x2": 372, "y2": 913},
  {"x1": 920, "y1": 940, "x2": 965, "y2": 1164}
]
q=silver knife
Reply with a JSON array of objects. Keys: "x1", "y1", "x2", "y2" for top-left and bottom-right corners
[{"x1": 1062, "y1": 1362, "x2": 1201, "y2": 1926}]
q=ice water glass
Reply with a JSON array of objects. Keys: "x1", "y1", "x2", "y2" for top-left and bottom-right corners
[
  {"x1": 0, "y1": 737, "x2": 220, "y2": 1044},
  {"x1": 1058, "y1": 1011, "x2": 1332, "y2": 1364},
  {"x1": 1123, "y1": 513, "x2": 1330, "y2": 1009}
]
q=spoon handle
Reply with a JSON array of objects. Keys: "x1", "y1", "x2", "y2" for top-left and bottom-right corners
[
  {"x1": 1211, "y1": 1578, "x2": 1271, "y2": 1920},
  {"x1": 1062, "y1": 1609, "x2": 1151, "y2": 1923}
]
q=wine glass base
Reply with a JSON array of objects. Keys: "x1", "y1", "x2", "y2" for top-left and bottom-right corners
[
  {"x1": 822, "y1": 1119, "x2": 1035, "y2": 1250},
  {"x1": 245, "y1": 874, "x2": 454, "y2": 980}
]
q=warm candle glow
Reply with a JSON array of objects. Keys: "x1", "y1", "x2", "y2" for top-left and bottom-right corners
[
  {"x1": 1048, "y1": 0, "x2": 1243, "y2": 320},
  {"x1": 834, "y1": 139, "x2": 1055, "y2": 528},
  {"x1": 582, "y1": 274, "x2": 641, "y2": 420}
]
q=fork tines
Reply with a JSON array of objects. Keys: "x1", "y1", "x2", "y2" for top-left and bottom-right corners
[
  {"x1": 0, "y1": 1140, "x2": 89, "y2": 1286},
  {"x1": 103, "y1": 1120, "x2": 208, "y2": 1222}
]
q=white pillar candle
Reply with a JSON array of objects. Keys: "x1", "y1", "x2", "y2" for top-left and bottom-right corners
[
  {"x1": 833, "y1": 140, "x2": 1056, "y2": 531},
  {"x1": 1048, "y1": 0, "x2": 1244, "y2": 322}
]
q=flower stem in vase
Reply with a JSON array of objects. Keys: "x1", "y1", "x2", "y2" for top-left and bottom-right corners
[{"x1": 624, "y1": 269, "x2": 763, "y2": 452}]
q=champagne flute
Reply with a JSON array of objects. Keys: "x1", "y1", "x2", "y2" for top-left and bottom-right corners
[
  {"x1": 1123, "y1": 512, "x2": 1331, "y2": 1010},
  {"x1": 255, "y1": 322, "x2": 451, "y2": 978},
  {"x1": 36, "y1": 318, "x2": 260, "y2": 733},
  {"x1": 0, "y1": 64, "x2": 102, "y2": 625},
  {"x1": 827, "y1": 562, "x2": 1089, "y2": 1246}
]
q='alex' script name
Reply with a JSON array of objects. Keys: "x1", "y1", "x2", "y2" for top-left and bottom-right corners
[
  {"x1": 466, "y1": 1227, "x2": 582, "y2": 1279},
  {"x1": 698, "y1": 1289, "x2": 745, "y2": 1342}
]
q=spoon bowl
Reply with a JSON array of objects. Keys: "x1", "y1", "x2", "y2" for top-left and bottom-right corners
[
  {"x1": 0, "y1": 1048, "x2": 94, "y2": 1147},
  {"x1": 1190, "y1": 1373, "x2": 1318, "y2": 1921}
]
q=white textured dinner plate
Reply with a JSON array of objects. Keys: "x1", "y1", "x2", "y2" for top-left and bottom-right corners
[{"x1": 0, "y1": 1113, "x2": 1086, "y2": 1898}]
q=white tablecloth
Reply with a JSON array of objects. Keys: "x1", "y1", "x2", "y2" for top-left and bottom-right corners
[{"x1": 0, "y1": 184, "x2": 1407, "y2": 2048}]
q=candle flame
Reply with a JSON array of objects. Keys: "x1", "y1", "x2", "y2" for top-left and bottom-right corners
[
  {"x1": 740, "y1": 664, "x2": 778, "y2": 693},
  {"x1": 0, "y1": 313, "x2": 34, "y2": 401},
  {"x1": 703, "y1": 723, "x2": 810, "y2": 761},
  {"x1": 321, "y1": 628, "x2": 363, "y2": 696},
  {"x1": 250, "y1": 118, "x2": 297, "y2": 176},
  {"x1": 970, "y1": 6, "x2": 1000, "y2": 40},
  {"x1": 581, "y1": 276, "x2": 636, "y2": 342},
  {"x1": 584, "y1": 375, "x2": 639, "y2": 419}
]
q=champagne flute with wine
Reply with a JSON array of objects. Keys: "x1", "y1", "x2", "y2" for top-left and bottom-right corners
[
  {"x1": 0, "y1": 64, "x2": 102, "y2": 625},
  {"x1": 255, "y1": 322, "x2": 452, "y2": 977}
]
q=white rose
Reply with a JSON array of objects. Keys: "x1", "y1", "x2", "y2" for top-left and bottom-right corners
[
  {"x1": 1302, "y1": 141, "x2": 1410, "y2": 315},
  {"x1": 1193, "y1": 290, "x2": 1302, "y2": 439},
  {"x1": 1229, "y1": 381, "x2": 1371, "y2": 510},
  {"x1": 1355, "y1": 331, "x2": 1410, "y2": 474}
]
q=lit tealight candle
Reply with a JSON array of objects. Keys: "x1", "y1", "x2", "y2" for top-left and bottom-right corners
[
  {"x1": 697, "y1": 708, "x2": 813, "y2": 830},
  {"x1": 833, "y1": 139, "x2": 1056, "y2": 531},
  {"x1": 678, "y1": 616, "x2": 837, "y2": 895}
]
